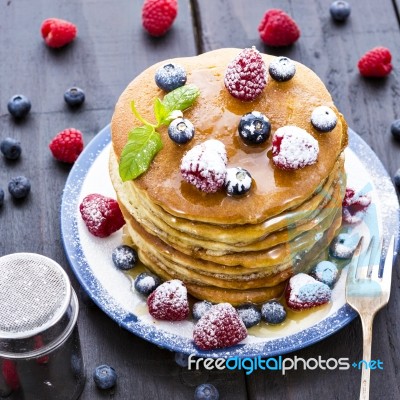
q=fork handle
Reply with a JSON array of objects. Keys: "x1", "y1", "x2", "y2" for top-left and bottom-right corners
[{"x1": 359, "y1": 313, "x2": 374, "y2": 400}]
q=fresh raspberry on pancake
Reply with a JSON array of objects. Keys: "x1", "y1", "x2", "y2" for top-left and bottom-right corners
[
  {"x1": 224, "y1": 47, "x2": 267, "y2": 101},
  {"x1": 147, "y1": 280, "x2": 189, "y2": 321},
  {"x1": 258, "y1": 9, "x2": 300, "y2": 47},
  {"x1": 180, "y1": 139, "x2": 227, "y2": 193},
  {"x1": 193, "y1": 303, "x2": 247, "y2": 350},
  {"x1": 79, "y1": 194, "x2": 125, "y2": 238},
  {"x1": 342, "y1": 188, "x2": 371, "y2": 224},
  {"x1": 285, "y1": 273, "x2": 332, "y2": 310},
  {"x1": 272, "y1": 126, "x2": 319, "y2": 170}
]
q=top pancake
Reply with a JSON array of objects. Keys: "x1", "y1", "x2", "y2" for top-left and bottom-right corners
[{"x1": 111, "y1": 48, "x2": 347, "y2": 224}]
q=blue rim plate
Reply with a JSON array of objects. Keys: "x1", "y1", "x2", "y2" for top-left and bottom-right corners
[{"x1": 61, "y1": 126, "x2": 399, "y2": 358}]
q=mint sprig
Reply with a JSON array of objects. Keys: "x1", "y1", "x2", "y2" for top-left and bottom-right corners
[{"x1": 119, "y1": 84, "x2": 200, "y2": 181}]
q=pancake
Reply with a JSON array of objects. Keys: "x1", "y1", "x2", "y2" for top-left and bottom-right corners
[{"x1": 110, "y1": 48, "x2": 348, "y2": 305}]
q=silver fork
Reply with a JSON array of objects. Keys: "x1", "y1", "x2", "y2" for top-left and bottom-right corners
[{"x1": 345, "y1": 235, "x2": 395, "y2": 400}]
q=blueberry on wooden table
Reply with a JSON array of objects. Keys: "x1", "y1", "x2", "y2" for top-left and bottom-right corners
[
  {"x1": 64, "y1": 87, "x2": 85, "y2": 107},
  {"x1": 0, "y1": 137, "x2": 22, "y2": 160},
  {"x1": 7, "y1": 94, "x2": 31, "y2": 119},
  {"x1": 390, "y1": 119, "x2": 400, "y2": 140},
  {"x1": 329, "y1": 1, "x2": 351, "y2": 21},
  {"x1": 8, "y1": 176, "x2": 31, "y2": 199},
  {"x1": 0, "y1": 188, "x2": 4, "y2": 207},
  {"x1": 93, "y1": 364, "x2": 117, "y2": 390},
  {"x1": 194, "y1": 383, "x2": 219, "y2": 400}
]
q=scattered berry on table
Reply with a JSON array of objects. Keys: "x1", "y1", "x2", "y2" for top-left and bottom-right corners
[
  {"x1": 41, "y1": 18, "x2": 77, "y2": 48},
  {"x1": 93, "y1": 364, "x2": 117, "y2": 390},
  {"x1": 168, "y1": 118, "x2": 195, "y2": 144},
  {"x1": 64, "y1": 87, "x2": 85, "y2": 107},
  {"x1": 329, "y1": 1, "x2": 351, "y2": 22},
  {"x1": 393, "y1": 168, "x2": 400, "y2": 189},
  {"x1": 180, "y1": 139, "x2": 227, "y2": 193},
  {"x1": 358, "y1": 47, "x2": 392, "y2": 78},
  {"x1": 194, "y1": 383, "x2": 220, "y2": 400},
  {"x1": 258, "y1": 9, "x2": 300, "y2": 47},
  {"x1": 329, "y1": 232, "x2": 359, "y2": 259},
  {"x1": 155, "y1": 63, "x2": 186, "y2": 92},
  {"x1": 272, "y1": 126, "x2": 319, "y2": 170},
  {"x1": 261, "y1": 300, "x2": 287, "y2": 324},
  {"x1": 49, "y1": 128, "x2": 84, "y2": 163},
  {"x1": 134, "y1": 272, "x2": 161, "y2": 296},
  {"x1": 224, "y1": 47, "x2": 267, "y2": 101},
  {"x1": 192, "y1": 300, "x2": 213, "y2": 320},
  {"x1": 7, "y1": 95, "x2": 31, "y2": 119},
  {"x1": 269, "y1": 56, "x2": 296, "y2": 82},
  {"x1": 142, "y1": 0, "x2": 178, "y2": 37},
  {"x1": 342, "y1": 188, "x2": 371, "y2": 224},
  {"x1": 0, "y1": 188, "x2": 4, "y2": 207},
  {"x1": 174, "y1": 352, "x2": 189, "y2": 368},
  {"x1": 8, "y1": 176, "x2": 31, "y2": 199},
  {"x1": 112, "y1": 245, "x2": 138, "y2": 270},
  {"x1": 225, "y1": 167, "x2": 252, "y2": 196},
  {"x1": 0, "y1": 138, "x2": 22, "y2": 160},
  {"x1": 311, "y1": 106, "x2": 338, "y2": 132},
  {"x1": 286, "y1": 273, "x2": 332, "y2": 311},
  {"x1": 79, "y1": 193, "x2": 125, "y2": 238},
  {"x1": 236, "y1": 303, "x2": 261, "y2": 328},
  {"x1": 193, "y1": 303, "x2": 247, "y2": 350},
  {"x1": 147, "y1": 279, "x2": 189, "y2": 321},
  {"x1": 311, "y1": 261, "x2": 338, "y2": 288},
  {"x1": 390, "y1": 119, "x2": 400, "y2": 140},
  {"x1": 238, "y1": 111, "x2": 271, "y2": 145}
]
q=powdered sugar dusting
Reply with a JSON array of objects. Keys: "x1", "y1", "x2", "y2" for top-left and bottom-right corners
[
  {"x1": 311, "y1": 106, "x2": 338, "y2": 132},
  {"x1": 180, "y1": 139, "x2": 227, "y2": 193},
  {"x1": 268, "y1": 56, "x2": 296, "y2": 82},
  {"x1": 272, "y1": 126, "x2": 319, "y2": 170}
]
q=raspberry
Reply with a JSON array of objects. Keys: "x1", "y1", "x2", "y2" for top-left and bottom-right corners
[
  {"x1": 180, "y1": 139, "x2": 227, "y2": 193},
  {"x1": 1, "y1": 360, "x2": 19, "y2": 391},
  {"x1": 147, "y1": 280, "x2": 189, "y2": 321},
  {"x1": 258, "y1": 9, "x2": 300, "y2": 47},
  {"x1": 193, "y1": 303, "x2": 247, "y2": 350},
  {"x1": 285, "y1": 273, "x2": 331, "y2": 311},
  {"x1": 224, "y1": 47, "x2": 267, "y2": 101},
  {"x1": 272, "y1": 126, "x2": 319, "y2": 170},
  {"x1": 142, "y1": 0, "x2": 178, "y2": 37},
  {"x1": 342, "y1": 187, "x2": 371, "y2": 224},
  {"x1": 79, "y1": 194, "x2": 125, "y2": 238},
  {"x1": 41, "y1": 18, "x2": 77, "y2": 48},
  {"x1": 357, "y1": 47, "x2": 392, "y2": 77},
  {"x1": 49, "y1": 128, "x2": 84, "y2": 163}
]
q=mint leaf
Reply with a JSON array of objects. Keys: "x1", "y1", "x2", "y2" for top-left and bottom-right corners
[
  {"x1": 119, "y1": 125, "x2": 163, "y2": 181},
  {"x1": 154, "y1": 98, "x2": 169, "y2": 125},
  {"x1": 161, "y1": 84, "x2": 200, "y2": 114}
]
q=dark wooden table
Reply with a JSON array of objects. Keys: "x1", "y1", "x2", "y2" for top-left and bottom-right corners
[{"x1": 1, "y1": 0, "x2": 399, "y2": 399}]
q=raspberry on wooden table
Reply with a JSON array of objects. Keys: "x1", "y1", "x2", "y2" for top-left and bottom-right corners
[
  {"x1": 358, "y1": 47, "x2": 392, "y2": 77},
  {"x1": 41, "y1": 18, "x2": 77, "y2": 48},
  {"x1": 142, "y1": 0, "x2": 178, "y2": 37},
  {"x1": 49, "y1": 128, "x2": 84, "y2": 163}
]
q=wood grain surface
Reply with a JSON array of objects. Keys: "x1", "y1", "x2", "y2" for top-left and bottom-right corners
[{"x1": 0, "y1": 0, "x2": 399, "y2": 399}]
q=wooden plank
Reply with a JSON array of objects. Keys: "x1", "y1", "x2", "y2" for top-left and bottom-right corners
[
  {"x1": 0, "y1": 1, "x2": 248, "y2": 399},
  {"x1": 193, "y1": 0, "x2": 400, "y2": 399}
]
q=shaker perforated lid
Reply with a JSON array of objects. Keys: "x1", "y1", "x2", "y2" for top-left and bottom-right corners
[{"x1": 0, "y1": 253, "x2": 73, "y2": 356}]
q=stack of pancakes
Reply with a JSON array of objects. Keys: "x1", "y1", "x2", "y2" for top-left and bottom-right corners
[{"x1": 110, "y1": 48, "x2": 348, "y2": 305}]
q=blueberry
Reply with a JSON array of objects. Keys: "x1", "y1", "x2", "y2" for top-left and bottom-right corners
[
  {"x1": 64, "y1": 87, "x2": 85, "y2": 107},
  {"x1": 168, "y1": 118, "x2": 195, "y2": 144},
  {"x1": 390, "y1": 119, "x2": 400, "y2": 140},
  {"x1": 7, "y1": 94, "x2": 31, "y2": 119},
  {"x1": 236, "y1": 304, "x2": 261, "y2": 328},
  {"x1": 393, "y1": 168, "x2": 400, "y2": 189},
  {"x1": 155, "y1": 63, "x2": 187, "y2": 92},
  {"x1": 134, "y1": 272, "x2": 161, "y2": 296},
  {"x1": 112, "y1": 245, "x2": 138, "y2": 270},
  {"x1": 194, "y1": 383, "x2": 219, "y2": 400},
  {"x1": 238, "y1": 111, "x2": 271, "y2": 145},
  {"x1": 192, "y1": 300, "x2": 213, "y2": 320},
  {"x1": 311, "y1": 260, "x2": 338, "y2": 288},
  {"x1": 329, "y1": 233, "x2": 359, "y2": 259},
  {"x1": 0, "y1": 137, "x2": 22, "y2": 160},
  {"x1": 174, "y1": 352, "x2": 189, "y2": 368},
  {"x1": 225, "y1": 167, "x2": 252, "y2": 196},
  {"x1": 8, "y1": 176, "x2": 31, "y2": 199},
  {"x1": 269, "y1": 57, "x2": 296, "y2": 82},
  {"x1": 93, "y1": 364, "x2": 117, "y2": 390},
  {"x1": 261, "y1": 300, "x2": 287, "y2": 325},
  {"x1": 329, "y1": 1, "x2": 351, "y2": 22},
  {"x1": 311, "y1": 106, "x2": 338, "y2": 132},
  {"x1": 0, "y1": 188, "x2": 4, "y2": 207}
]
